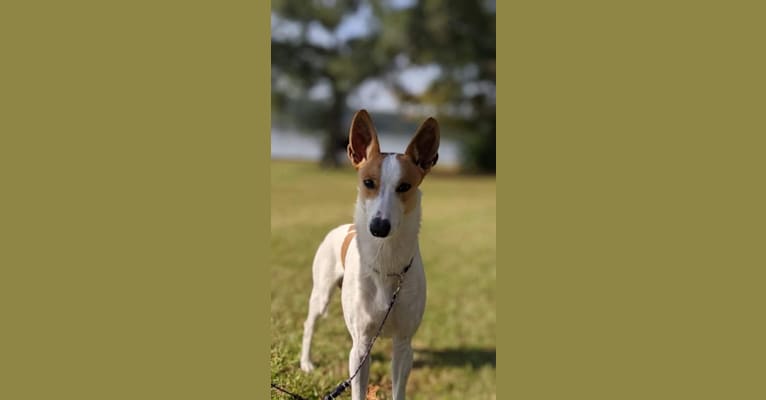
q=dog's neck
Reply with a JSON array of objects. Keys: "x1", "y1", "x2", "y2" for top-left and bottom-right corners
[{"x1": 353, "y1": 191, "x2": 421, "y2": 275}]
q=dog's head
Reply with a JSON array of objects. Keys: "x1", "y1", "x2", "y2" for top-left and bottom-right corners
[{"x1": 347, "y1": 109, "x2": 440, "y2": 239}]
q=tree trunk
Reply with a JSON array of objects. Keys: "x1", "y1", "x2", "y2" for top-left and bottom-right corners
[{"x1": 320, "y1": 89, "x2": 347, "y2": 168}]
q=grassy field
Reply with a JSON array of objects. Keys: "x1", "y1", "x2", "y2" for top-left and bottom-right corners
[{"x1": 271, "y1": 160, "x2": 496, "y2": 399}]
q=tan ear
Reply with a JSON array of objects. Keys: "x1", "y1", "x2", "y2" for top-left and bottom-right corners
[
  {"x1": 347, "y1": 109, "x2": 381, "y2": 169},
  {"x1": 405, "y1": 117, "x2": 440, "y2": 174}
]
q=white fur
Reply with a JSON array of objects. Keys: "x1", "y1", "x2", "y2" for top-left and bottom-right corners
[
  {"x1": 364, "y1": 155, "x2": 403, "y2": 232},
  {"x1": 300, "y1": 154, "x2": 427, "y2": 400}
]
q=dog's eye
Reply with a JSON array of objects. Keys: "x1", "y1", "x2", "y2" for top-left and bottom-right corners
[
  {"x1": 363, "y1": 179, "x2": 375, "y2": 189},
  {"x1": 396, "y1": 183, "x2": 411, "y2": 193}
]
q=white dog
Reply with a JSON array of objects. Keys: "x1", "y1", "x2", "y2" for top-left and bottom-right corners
[{"x1": 299, "y1": 109, "x2": 440, "y2": 400}]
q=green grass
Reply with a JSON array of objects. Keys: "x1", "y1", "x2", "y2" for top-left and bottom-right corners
[{"x1": 271, "y1": 160, "x2": 496, "y2": 399}]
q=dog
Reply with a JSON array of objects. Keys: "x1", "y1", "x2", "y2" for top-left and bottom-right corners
[{"x1": 299, "y1": 109, "x2": 439, "y2": 400}]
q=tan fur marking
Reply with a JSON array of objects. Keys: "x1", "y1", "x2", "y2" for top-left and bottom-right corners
[
  {"x1": 396, "y1": 154, "x2": 425, "y2": 214},
  {"x1": 340, "y1": 224, "x2": 356, "y2": 270},
  {"x1": 357, "y1": 153, "x2": 385, "y2": 201}
]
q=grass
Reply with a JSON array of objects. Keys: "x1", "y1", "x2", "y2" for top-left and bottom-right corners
[{"x1": 271, "y1": 160, "x2": 496, "y2": 399}]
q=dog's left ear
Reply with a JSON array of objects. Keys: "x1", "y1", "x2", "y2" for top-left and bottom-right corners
[{"x1": 406, "y1": 117, "x2": 440, "y2": 174}]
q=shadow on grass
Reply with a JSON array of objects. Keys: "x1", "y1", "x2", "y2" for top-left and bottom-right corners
[{"x1": 412, "y1": 347, "x2": 496, "y2": 370}]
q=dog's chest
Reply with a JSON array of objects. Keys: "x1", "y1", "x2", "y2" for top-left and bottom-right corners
[{"x1": 345, "y1": 269, "x2": 426, "y2": 338}]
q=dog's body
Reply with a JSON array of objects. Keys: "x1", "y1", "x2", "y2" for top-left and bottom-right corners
[{"x1": 300, "y1": 110, "x2": 440, "y2": 400}]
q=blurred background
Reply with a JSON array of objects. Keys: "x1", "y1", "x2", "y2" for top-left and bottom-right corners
[
  {"x1": 271, "y1": 0, "x2": 495, "y2": 173},
  {"x1": 271, "y1": 1, "x2": 496, "y2": 398}
]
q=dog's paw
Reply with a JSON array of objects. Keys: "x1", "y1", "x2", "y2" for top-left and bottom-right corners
[{"x1": 300, "y1": 360, "x2": 315, "y2": 373}]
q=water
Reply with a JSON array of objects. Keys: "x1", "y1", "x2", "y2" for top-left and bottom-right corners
[{"x1": 271, "y1": 128, "x2": 461, "y2": 166}]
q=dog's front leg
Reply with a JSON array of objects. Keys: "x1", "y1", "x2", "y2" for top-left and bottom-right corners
[
  {"x1": 391, "y1": 335, "x2": 413, "y2": 400},
  {"x1": 348, "y1": 338, "x2": 372, "y2": 400}
]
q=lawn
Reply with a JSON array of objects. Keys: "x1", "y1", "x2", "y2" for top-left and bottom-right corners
[{"x1": 271, "y1": 160, "x2": 496, "y2": 399}]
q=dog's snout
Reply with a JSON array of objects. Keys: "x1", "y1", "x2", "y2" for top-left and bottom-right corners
[{"x1": 369, "y1": 217, "x2": 391, "y2": 238}]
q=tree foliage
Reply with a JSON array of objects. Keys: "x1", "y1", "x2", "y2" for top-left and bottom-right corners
[
  {"x1": 379, "y1": 0, "x2": 496, "y2": 172},
  {"x1": 272, "y1": 0, "x2": 496, "y2": 172},
  {"x1": 272, "y1": 0, "x2": 391, "y2": 166}
]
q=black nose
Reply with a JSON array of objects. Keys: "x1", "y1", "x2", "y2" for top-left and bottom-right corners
[{"x1": 369, "y1": 217, "x2": 391, "y2": 238}]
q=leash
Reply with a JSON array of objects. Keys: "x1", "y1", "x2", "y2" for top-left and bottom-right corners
[
  {"x1": 271, "y1": 383, "x2": 309, "y2": 400},
  {"x1": 271, "y1": 258, "x2": 414, "y2": 400}
]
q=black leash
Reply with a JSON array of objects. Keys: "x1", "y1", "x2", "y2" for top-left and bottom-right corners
[
  {"x1": 271, "y1": 258, "x2": 414, "y2": 400},
  {"x1": 271, "y1": 383, "x2": 309, "y2": 400}
]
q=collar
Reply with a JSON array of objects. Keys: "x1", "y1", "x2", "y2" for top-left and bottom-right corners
[{"x1": 372, "y1": 257, "x2": 414, "y2": 279}]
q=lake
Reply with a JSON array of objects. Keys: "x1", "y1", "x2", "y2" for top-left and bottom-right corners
[{"x1": 271, "y1": 128, "x2": 461, "y2": 166}]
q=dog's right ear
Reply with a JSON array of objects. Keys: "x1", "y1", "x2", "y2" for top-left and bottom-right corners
[{"x1": 347, "y1": 109, "x2": 381, "y2": 169}]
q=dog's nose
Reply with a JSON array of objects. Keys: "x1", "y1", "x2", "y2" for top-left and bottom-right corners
[{"x1": 369, "y1": 217, "x2": 391, "y2": 238}]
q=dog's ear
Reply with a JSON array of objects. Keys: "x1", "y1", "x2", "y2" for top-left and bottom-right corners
[
  {"x1": 406, "y1": 117, "x2": 440, "y2": 174},
  {"x1": 347, "y1": 109, "x2": 381, "y2": 169}
]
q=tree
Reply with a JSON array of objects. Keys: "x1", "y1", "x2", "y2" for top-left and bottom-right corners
[
  {"x1": 376, "y1": 0, "x2": 496, "y2": 172},
  {"x1": 271, "y1": 0, "x2": 394, "y2": 167},
  {"x1": 272, "y1": 0, "x2": 496, "y2": 172}
]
